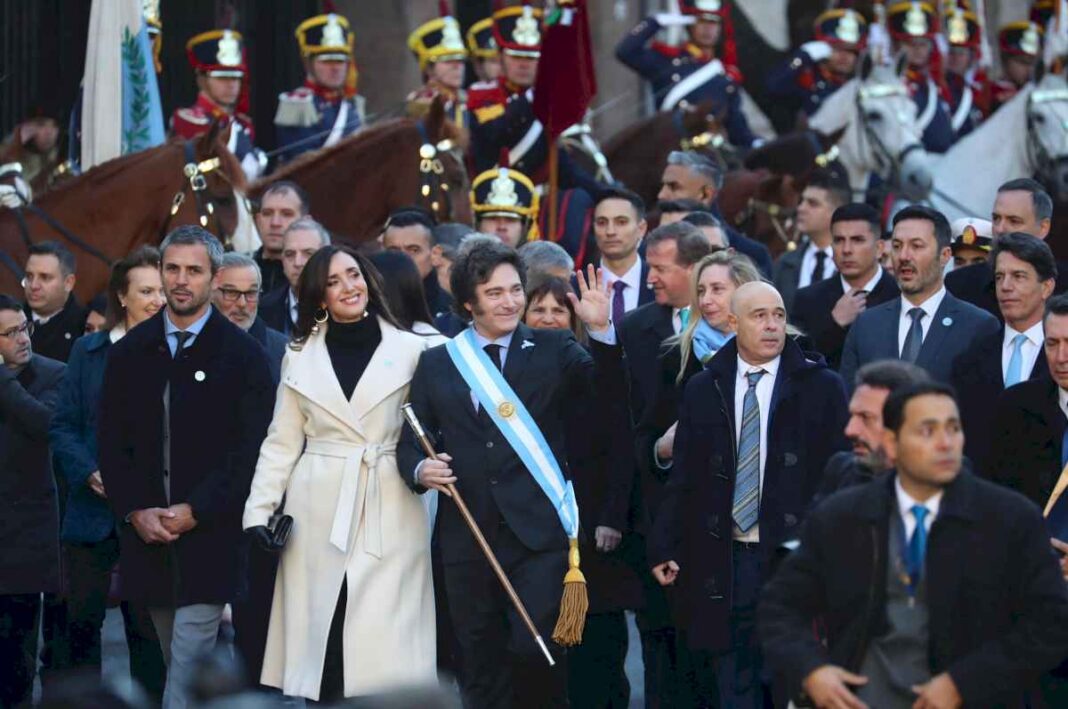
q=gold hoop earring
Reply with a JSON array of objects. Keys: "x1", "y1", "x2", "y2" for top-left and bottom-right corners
[{"x1": 311, "y1": 308, "x2": 328, "y2": 335}]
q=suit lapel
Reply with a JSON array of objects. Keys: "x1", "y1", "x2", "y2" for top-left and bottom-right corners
[
  {"x1": 1030, "y1": 346, "x2": 1049, "y2": 381},
  {"x1": 879, "y1": 299, "x2": 903, "y2": 360},
  {"x1": 503, "y1": 323, "x2": 535, "y2": 389},
  {"x1": 916, "y1": 294, "x2": 955, "y2": 368}
]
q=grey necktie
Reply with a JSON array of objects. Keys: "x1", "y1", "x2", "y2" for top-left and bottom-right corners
[
  {"x1": 733, "y1": 370, "x2": 764, "y2": 533},
  {"x1": 172, "y1": 330, "x2": 192, "y2": 359},
  {"x1": 901, "y1": 307, "x2": 925, "y2": 363}
]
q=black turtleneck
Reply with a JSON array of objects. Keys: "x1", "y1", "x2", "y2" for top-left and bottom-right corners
[{"x1": 325, "y1": 315, "x2": 381, "y2": 400}]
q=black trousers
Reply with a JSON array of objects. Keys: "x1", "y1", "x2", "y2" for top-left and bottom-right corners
[
  {"x1": 0, "y1": 593, "x2": 41, "y2": 708},
  {"x1": 310, "y1": 578, "x2": 348, "y2": 705},
  {"x1": 444, "y1": 523, "x2": 568, "y2": 709},
  {"x1": 567, "y1": 610, "x2": 630, "y2": 708},
  {"x1": 63, "y1": 539, "x2": 166, "y2": 701},
  {"x1": 636, "y1": 580, "x2": 698, "y2": 709}
]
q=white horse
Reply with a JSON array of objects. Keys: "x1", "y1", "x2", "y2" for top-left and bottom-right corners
[
  {"x1": 929, "y1": 72, "x2": 1068, "y2": 220},
  {"x1": 809, "y1": 58, "x2": 933, "y2": 202}
]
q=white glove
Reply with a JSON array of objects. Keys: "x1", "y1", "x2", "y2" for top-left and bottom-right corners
[
  {"x1": 800, "y1": 41, "x2": 833, "y2": 62},
  {"x1": 0, "y1": 185, "x2": 21, "y2": 210},
  {"x1": 653, "y1": 13, "x2": 695, "y2": 28}
]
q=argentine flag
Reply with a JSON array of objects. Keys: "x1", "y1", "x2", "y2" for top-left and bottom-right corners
[{"x1": 81, "y1": 0, "x2": 165, "y2": 170}]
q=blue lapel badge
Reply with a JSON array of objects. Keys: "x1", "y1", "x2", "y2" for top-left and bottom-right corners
[{"x1": 942, "y1": 317, "x2": 953, "y2": 327}]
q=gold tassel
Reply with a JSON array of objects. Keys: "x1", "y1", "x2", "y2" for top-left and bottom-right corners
[{"x1": 551, "y1": 538, "x2": 588, "y2": 647}]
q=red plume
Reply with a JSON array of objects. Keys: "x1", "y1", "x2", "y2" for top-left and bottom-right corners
[
  {"x1": 493, "y1": 0, "x2": 504, "y2": 11},
  {"x1": 721, "y1": 2, "x2": 742, "y2": 83},
  {"x1": 439, "y1": 0, "x2": 450, "y2": 18},
  {"x1": 498, "y1": 147, "x2": 510, "y2": 169}
]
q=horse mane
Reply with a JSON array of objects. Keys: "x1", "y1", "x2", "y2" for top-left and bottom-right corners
[{"x1": 210, "y1": 134, "x2": 248, "y2": 192}]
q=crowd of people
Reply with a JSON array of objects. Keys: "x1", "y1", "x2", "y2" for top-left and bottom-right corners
[{"x1": 5, "y1": 2, "x2": 1068, "y2": 709}]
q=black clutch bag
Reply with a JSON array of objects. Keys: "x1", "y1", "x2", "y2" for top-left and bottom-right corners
[{"x1": 266, "y1": 511, "x2": 293, "y2": 551}]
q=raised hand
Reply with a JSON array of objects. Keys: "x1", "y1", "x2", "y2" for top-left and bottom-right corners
[{"x1": 567, "y1": 264, "x2": 612, "y2": 332}]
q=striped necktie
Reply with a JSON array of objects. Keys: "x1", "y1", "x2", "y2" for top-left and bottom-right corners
[{"x1": 733, "y1": 370, "x2": 764, "y2": 533}]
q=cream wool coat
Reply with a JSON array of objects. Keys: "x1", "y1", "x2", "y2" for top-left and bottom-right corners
[{"x1": 243, "y1": 319, "x2": 436, "y2": 700}]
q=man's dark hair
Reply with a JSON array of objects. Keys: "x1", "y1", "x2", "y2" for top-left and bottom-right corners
[
  {"x1": 645, "y1": 221, "x2": 715, "y2": 267},
  {"x1": 28, "y1": 241, "x2": 76, "y2": 277},
  {"x1": 891, "y1": 204, "x2": 952, "y2": 250},
  {"x1": 883, "y1": 381, "x2": 958, "y2": 434},
  {"x1": 831, "y1": 202, "x2": 882, "y2": 237},
  {"x1": 1044, "y1": 293, "x2": 1068, "y2": 322},
  {"x1": 658, "y1": 198, "x2": 708, "y2": 216},
  {"x1": 595, "y1": 186, "x2": 646, "y2": 220},
  {"x1": 0, "y1": 293, "x2": 22, "y2": 314},
  {"x1": 384, "y1": 206, "x2": 437, "y2": 232},
  {"x1": 998, "y1": 177, "x2": 1054, "y2": 223},
  {"x1": 160, "y1": 226, "x2": 224, "y2": 273},
  {"x1": 450, "y1": 239, "x2": 526, "y2": 321},
  {"x1": 855, "y1": 359, "x2": 930, "y2": 393},
  {"x1": 258, "y1": 180, "x2": 310, "y2": 215},
  {"x1": 681, "y1": 211, "x2": 721, "y2": 229},
  {"x1": 806, "y1": 168, "x2": 852, "y2": 208},
  {"x1": 991, "y1": 232, "x2": 1058, "y2": 283}
]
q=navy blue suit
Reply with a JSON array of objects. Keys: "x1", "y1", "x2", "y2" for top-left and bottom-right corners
[
  {"x1": 766, "y1": 49, "x2": 848, "y2": 118},
  {"x1": 839, "y1": 291, "x2": 1000, "y2": 387},
  {"x1": 616, "y1": 16, "x2": 758, "y2": 148}
]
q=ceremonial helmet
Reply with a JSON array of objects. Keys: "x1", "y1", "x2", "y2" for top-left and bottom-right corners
[
  {"x1": 471, "y1": 152, "x2": 540, "y2": 225},
  {"x1": 949, "y1": 217, "x2": 993, "y2": 254},
  {"x1": 813, "y1": 9, "x2": 868, "y2": 52},
  {"x1": 945, "y1": 8, "x2": 982, "y2": 49},
  {"x1": 467, "y1": 17, "x2": 499, "y2": 60},
  {"x1": 1000, "y1": 21, "x2": 1045, "y2": 58},
  {"x1": 492, "y1": 1, "x2": 543, "y2": 58},
  {"x1": 296, "y1": 13, "x2": 354, "y2": 60},
  {"x1": 186, "y1": 29, "x2": 246, "y2": 77},
  {"x1": 887, "y1": 2, "x2": 940, "y2": 41},
  {"x1": 1032, "y1": 0, "x2": 1056, "y2": 29},
  {"x1": 679, "y1": 0, "x2": 728, "y2": 21},
  {"x1": 409, "y1": 1, "x2": 468, "y2": 71}
]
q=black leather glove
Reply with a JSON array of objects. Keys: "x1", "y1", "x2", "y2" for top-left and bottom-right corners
[{"x1": 246, "y1": 525, "x2": 277, "y2": 553}]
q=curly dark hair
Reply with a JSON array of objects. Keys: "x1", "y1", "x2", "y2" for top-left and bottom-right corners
[{"x1": 449, "y1": 238, "x2": 526, "y2": 322}]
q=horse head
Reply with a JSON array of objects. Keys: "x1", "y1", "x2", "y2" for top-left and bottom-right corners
[
  {"x1": 677, "y1": 100, "x2": 730, "y2": 154},
  {"x1": 810, "y1": 53, "x2": 932, "y2": 201},
  {"x1": 419, "y1": 96, "x2": 472, "y2": 225},
  {"x1": 1026, "y1": 69, "x2": 1068, "y2": 201}
]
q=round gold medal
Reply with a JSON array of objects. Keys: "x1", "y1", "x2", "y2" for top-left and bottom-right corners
[{"x1": 498, "y1": 401, "x2": 516, "y2": 418}]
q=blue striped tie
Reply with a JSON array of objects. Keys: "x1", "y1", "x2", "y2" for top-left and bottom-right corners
[{"x1": 733, "y1": 370, "x2": 764, "y2": 533}]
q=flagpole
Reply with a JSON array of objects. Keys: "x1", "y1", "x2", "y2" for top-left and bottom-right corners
[{"x1": 548, "y1": 128, "x2": 559, "y2": 243}]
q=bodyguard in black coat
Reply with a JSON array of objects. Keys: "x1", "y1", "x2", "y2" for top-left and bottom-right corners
[
  {"x1": 619, "y1": 301, "x2": 675, "y2": 424},
  {"x1": 247, "y1": 316, "x2": 287, "y2": 385},
  {"x1": 26, "y1": 292, "x2": 88, "y2": 363},
  {"x1": 258, "y1": 285, "x2": 295, "y2": 336}
]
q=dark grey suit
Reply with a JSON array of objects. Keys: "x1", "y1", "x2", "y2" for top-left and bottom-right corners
[{"x1": 839, "y1": 291, "x2": 1000, "y2": 387}]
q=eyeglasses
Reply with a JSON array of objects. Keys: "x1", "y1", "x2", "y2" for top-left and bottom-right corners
[
  {"x1": 216, "y1": 287, "x2": 261, "y2": 303},
  {"x1": 0, "y1": 320, "x2": 33, "y2": 339}
]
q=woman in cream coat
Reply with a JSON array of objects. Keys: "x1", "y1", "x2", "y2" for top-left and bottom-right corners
[{"x1": 243, "y1": 244, "x2": 436, "y2": 702}]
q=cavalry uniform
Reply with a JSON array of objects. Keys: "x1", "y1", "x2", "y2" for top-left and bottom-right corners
[
  {"x1": 173, "y1": 30, "x2": 266, "y2": 179},
  {"x1": 406, "y1": 7, "x2": 468, "y2": 128},
  {"x1": 466, "y1": 16, "x2": 500, "y2": 83},
  {"x1": 766, "y1": 9, "x2": 867, "y2": 118},
  {"x1": 944, "y1": 8, "x2": 987, "y2": 137},
  {"x1": 274, "y1": 14, "x2": 365, "y2": 165},
  {"x1": 992, "y1": 21, "x2": 1045, "y2": 113},
  {"x1": 887, "y1": 2, "x2": 956, "y2": 153},
  {"x1": 615, "y1": 0, "x2": 759, "y2": 148}
]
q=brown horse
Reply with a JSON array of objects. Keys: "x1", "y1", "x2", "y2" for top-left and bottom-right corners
[
  {"x1": 0, "y1": 124, "x2": 247, "y2": 301},
  {"x1": 249, "y1": 99, "x2": 470, "y2": 242}
]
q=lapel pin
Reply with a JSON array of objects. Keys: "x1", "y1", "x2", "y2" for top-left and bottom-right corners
[
  {"x1": 194, "y1": 370, "x2": 206, "y2": 382},
  {"x1": 942, "y1": 317, "x2": 953, "y2": 327},
  {"x1": 522, "y1": 340, "x2": 535, "y2": 349},
  {"x1": 64, "y1": 332, "x2": 72, "y2": 340}
]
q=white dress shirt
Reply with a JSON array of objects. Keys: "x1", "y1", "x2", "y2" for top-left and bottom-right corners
[
  {"x1": 601, "y1": 256, "x2": 643, "y2": 314},
  {"x1": 733, "y1": 354, "x2": 781, "y2": 543},
  {"x1": 895, "y1": 476, "x2": 942, "y2": 541},
  {"x1": 1001, "y1": 321, "x2": 1044, "y2": 385},
  {"x1": 288, "y1": 290, "x2": 299, "y2": 326},
  {"x1": 1059, "y1": 387, "x2": 1068, "y2": 422},
  {"x1": 672, "y1": 307, "x2": 685, "y2": 335},
  {"x1": 896, "y1": 287, "x2": 948, "y2": 357},
  {"x1": 839, "y1": 265, "x2": 883, "y2": 295},
  {"x1": 798, "y1": 241, "x2": 836, "y2": 289}
]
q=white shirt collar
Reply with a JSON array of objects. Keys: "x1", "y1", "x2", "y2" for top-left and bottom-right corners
[
  {"x1": 901, "y1": 285, "x2": 947, "y2": 321},
  {"x1": 472, "y1": 328, "x2": 516, "y2": 351},
  {"x1": 601, "y1": 256, "x2": 643, "y2": 291},
  {"x1": 736, "y1": 353, "x2": 781, "y2": 382},
  {"x1": 840, "y1": 265, "x2": 883, "y2": 295},
  {"x1": 1059, "y1": 387, "x2": 1068, "y2": 420},
  {"x1": 895, "y1": 475, "x2": 942, "y2": 524},
  {"x1": 1004, "y1": 320, "x2": 1044, "y2": 349}
]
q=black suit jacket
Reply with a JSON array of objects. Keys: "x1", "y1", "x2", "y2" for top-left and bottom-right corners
[
  {"x1": 792, "y1": 270, "x2": 900, "y2": 371},
  {"x1": 840, "y1": 291, "x2": 1001, "y2": 386},
  {"x1": 258, "y1": 287, "x2": 294, "y2": 336},
  {"x1": 953, "y1": 327, "x2": 1048, "y2": 470},
  {"x1": 988, "y1": 378, "x2": 1066, "y2": 509},
  {"x1": 619, "y1": 302, "x2": 675, "y2": 423},
  {"x1": 26, "y1": 294, "x2": 87, "y2": 363},
  {"x1": 248, "y1": 317, "x2": 288, "y2": 386},
  {"x1": 760, "y1": 471, "x2": 1068, "y2": 707},
  {"x1": 650, "y1": 337, "x2": 849, "y2": 651},
  {"x1": 772, "y1": 241, "x2": 808, "y2": 314},
  {"x1": 946, "y1": 260, "x2": 1068, "y2": 322},
  {"x1": 98, "y1": 309, "x2": 275, "y2": 605},
  {"x1": 399, "y1": 323, "x2": 629, "y2": 565}
]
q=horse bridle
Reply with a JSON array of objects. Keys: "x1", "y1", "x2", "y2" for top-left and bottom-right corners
[
  {"x1": 853, "y1": 83, "x2": 924, "y2": 192},
  {"x1": 1026, "y1": 87, "x2": 1068, "y2": 191},
  {"x1": 415, "y1": 128, "x2": 464, "y2": 223},
  {"x1": 159, "y1": 140, "x2": 239, "y2": 246}
]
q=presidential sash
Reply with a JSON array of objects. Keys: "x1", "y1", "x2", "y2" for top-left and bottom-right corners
[{"x1": 445, "y1": 327, "x2": 579, "y2": 541}]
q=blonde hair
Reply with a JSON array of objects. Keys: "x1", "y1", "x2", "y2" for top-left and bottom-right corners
[{"x1": 673, "y1": 250, "x2": 762, "y2": 383}]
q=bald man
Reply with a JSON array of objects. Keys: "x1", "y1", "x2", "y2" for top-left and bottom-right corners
[{"x1": 650, "y1": 282, "x2": 849, "y2": 708}]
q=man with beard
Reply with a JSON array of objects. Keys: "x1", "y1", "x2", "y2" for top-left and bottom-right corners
[
  {"x1": 817, "y1": 360, "x2": 931, "y2": 500},
  {"x1": 840, "y1": 205, "x2": 999, "y2": 386},
  {"x1": 98, "y1": 227, "x2": 273, "y2": 709}
]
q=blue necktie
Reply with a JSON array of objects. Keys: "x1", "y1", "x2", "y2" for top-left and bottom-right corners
[
  {"x1": 678, "y1": 306, "x2": 690, "y2": 332},
  {"x1": 901, "y1": 307, "x2": 925, "y2": 363},
  {"x1": 612, "y1": 280, "x2": 626, "y2": 329},
  {"x1": 1004, "y1": 333, "x2": 1027, "y2": 387},
  {"x1": 907, "y1": 505, "x2": 929, "y2": 589},
  {"x1": 733, "y1": 370, "x2": 764, "y2": 533}
]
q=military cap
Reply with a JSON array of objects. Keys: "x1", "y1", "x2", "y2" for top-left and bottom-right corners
[
  {"x1": 493, "y1": 2, "x2": 543, "y2": 58},
  {"x1": 467, "y1": 17, "x2": 498, "y2": 59},
  {"x1": 814, "y1": 9, "x2": 868, "y2": 51},
  {"x1": 887, "y1": 2, "x2": 939, "y2": 41},
  {"x1": 186, "y1": 30, "x2": 245, "y2": 77},
  {"x1": 296, "y1": 13, "x2": 354, "y2": 61},
  {"x1": 1000, "y1": 21, "x2": 1044, "y2": 58}
]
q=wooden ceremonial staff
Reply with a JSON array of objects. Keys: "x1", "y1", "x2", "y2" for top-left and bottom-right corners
[{"x1": 401, "y1": 404, "x2": 556, "y2": 667}]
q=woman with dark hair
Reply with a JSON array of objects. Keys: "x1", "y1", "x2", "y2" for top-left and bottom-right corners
[
  {"x1": 524, "y1": 276, "x2": 585, "y2": 343},
  {"x1": 48, "y1": 246, "x2": 166, "y2": 698},
  {"x1": 368, "y1": 250, "x2": 446, "y2": 341},
  {"x1": 243, "y1": 244, "x2": 436, "y2": 702}
]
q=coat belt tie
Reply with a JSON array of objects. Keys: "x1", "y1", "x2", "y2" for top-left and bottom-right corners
[{"x1": 304, "y1": 439, "x2": 396, "y2": 556}]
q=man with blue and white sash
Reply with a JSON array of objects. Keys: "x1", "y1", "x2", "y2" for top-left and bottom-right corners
[{"x1": 400, "y1": 239, "x2": 629, "y2": 708}]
